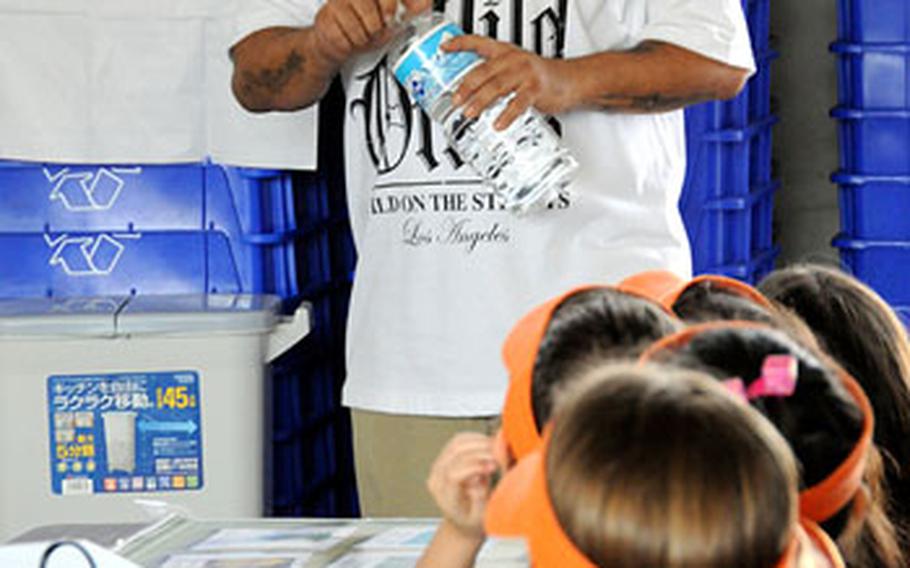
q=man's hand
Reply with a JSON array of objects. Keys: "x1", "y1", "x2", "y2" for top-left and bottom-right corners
[
  {"x1": 443, "y1": 35, "x2": 571, "y2": 130},
  {"x1": 314, "y1": 0, "x2": 430, "y2": 64},
  {"x1": 426, "y1": 432, "x2": 498, "y2": 539},
  {"x1": 231, "y1": 0, "x2": 432, "y2": 112}
]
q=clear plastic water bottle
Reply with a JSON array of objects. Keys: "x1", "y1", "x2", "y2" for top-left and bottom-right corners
[{"x1": 389, "y1": 11, "x2": 578, "y2": 214}]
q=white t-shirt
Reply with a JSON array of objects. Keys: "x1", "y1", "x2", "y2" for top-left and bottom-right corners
[{"x1": 234, "y1": 0, "x2": 755, "y2": 416}]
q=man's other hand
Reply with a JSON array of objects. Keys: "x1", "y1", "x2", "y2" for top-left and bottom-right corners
[{"x1": 443, "y1": 35, "x2": 571, "y2": 130}]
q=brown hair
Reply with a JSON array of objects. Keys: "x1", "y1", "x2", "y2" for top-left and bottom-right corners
[
  {"x1": 547, "y1": 365, "x2": 797, "y2": 568},
  {"x1": 531, "y1": 288, "x2": 680, "y2": 429},
  {"x1": 669, "y1": 279, "x2": 823, "y2": 352},
  {"x1": 760, "y1": 264, "x2": 910, "y2": 540},
  {"x1": 653, "y1": 323, "x2": 904, "y2": 568}
]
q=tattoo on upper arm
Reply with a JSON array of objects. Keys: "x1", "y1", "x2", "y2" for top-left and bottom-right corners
[{"x1": 241, "y1": 49, "x2": 306, "y2": 97}]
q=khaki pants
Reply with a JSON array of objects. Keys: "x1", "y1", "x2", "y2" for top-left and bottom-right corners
[{"x1": 352, "y1": 409, "x2": 499, "y2": 518}]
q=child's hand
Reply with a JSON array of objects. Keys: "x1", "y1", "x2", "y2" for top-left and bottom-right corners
[{"x1": 427, "y1": 432, "x2": 499, "y2": 539}]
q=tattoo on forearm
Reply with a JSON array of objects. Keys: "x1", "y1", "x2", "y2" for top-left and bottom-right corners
[
  {"x1": 594, "y1": 40, "x2": 713, "y2": 112},
  {"x1": 595, "y1": 92, "x2": 713, "y2": 113},
  {"x1": 241, "y1": 49, "x2": 306, "y2": 98}
]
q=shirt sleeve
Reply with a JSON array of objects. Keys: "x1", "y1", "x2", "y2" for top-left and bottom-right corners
[
  {"x1": 231, "y1": 0, "x2": 321, "y2": 47},
  {"x1": 637, "y1": 0, "x2": 756, "y2": 73}
]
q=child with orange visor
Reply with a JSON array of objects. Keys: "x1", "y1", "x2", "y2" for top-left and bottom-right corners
[
  {"x1": 485, "y1": 365, "x2": 847, "y2": 568},
  {"x1": 640, "y1": 321, "x2": 903, "y2": 567},
  {"x1": 417, "y1": 283, "x2": 680, "y2": 567}
]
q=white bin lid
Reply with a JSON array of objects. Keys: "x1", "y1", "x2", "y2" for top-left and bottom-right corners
[
  {"x1": 0, "y1": 296, "x2": 126, "y2": 337},
  {"x1": 0, "y1": 294, "x2": 284, "y2": 338},
  {"x1": 117, "y1": 294, "x2": 283, "y2": 336}
]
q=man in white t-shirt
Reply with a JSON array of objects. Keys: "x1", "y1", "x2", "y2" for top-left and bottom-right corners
[{"x1": 231, "y1": 0, "x2": 754, "y2": 516}]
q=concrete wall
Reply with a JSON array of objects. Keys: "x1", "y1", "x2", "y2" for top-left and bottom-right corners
[{"x1": 771, "y1": 0, "x2": 843, "y2": 266}]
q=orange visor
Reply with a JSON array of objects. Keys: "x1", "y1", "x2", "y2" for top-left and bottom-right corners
[
  {"x1": 500, "y1": 285, "x2": 605, "y2": 462},
  {"x1": 485, "y1": 443, "x2": 596, "y2": 567},
  {"x1": 500, "y1": 283, "x2": 675, "y2": 461},
  {"x1": 617, "y1": 269, "x2": 687, "y2": 306},
  {"x1": 484, "y1": 433, "x2": 836, "y2": 568},
  {"x1": 639, "y1": 321, "x2": 875, "y2": 523},
  {"x1": 660, "y1": 274, "x2": 775, "y2": 313},
  {"x1": 800, "y1": 519, "x2": 847, "y2": 568}
]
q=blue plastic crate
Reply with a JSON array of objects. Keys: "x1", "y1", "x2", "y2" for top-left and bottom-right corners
[
  {"x1": 271, "y1": 438, "x2": 305, "y2": 512},
  {"x1": 694, "y1": 245, "x2": 780, "y2": 285},
  {"x1": 295, "y1": 171, "x2": 334, "y2": 229},
  {"x1": 746, "y1": 0, "x2": 771, "y2": 54},
  {"x1": 834, "y1": 107, "x2": 910, "y2": 174},
  {"x1": 684, "y1": 114, "x2": 777, "y2": 201},
  {"x1": 834, "y1": 234, "x2": 910, "y2": 305},
  {"x1": 837, "y1": 0, "x2": 910, "y2": 42},
  {"x1": 684, "y1": 51, "x2": 777, "y2": 131},
  {"x1": 266, "y1": 79, "x2": 359, "y2": 519},
  {"x1": 329, "y1": 223, "x2": 357, "y2": 282},
  {"x1": 683, "y1": 181, "x2": 778, "y2": 269},
  {"x1": 748, "y1": 51, "x2": 777, "y2": 122},
  {"x1": 296, "y1": 227, "x2": 334, "y2": 296},
  {"x1": 833, "y1": 42, "x2": 910, "y2": 108},
  {"x1": 834, "y1": 172, "x2": 910, "y2": 239},
  {"x1": 268, "y1": 284, "x2": 356, "y2": 517},
  {"x1": 0, "y1": 162, "x2": 301, "y2": 298}
]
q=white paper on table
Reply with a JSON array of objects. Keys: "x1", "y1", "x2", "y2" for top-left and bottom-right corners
[
  {"x1": 0, "y1": 0, "x2": 317, "y2": 170},
  {"x1": 476, "y1": 537, "x2": 530, "y2": 563},
  {"x1": 160, "y1": 551, "x2": 313, "y2": 568},
  {"x1": 353, "y1": 524, "x2": 439, "y2": 550},
  {"x1": 191, "y1": 526, "x2": 358, "y2": 552},
  {"x1": 327, "y1": 551, "x2": 421, "y2": 568},
  {"x1": 0, "y1": 539, "x2": 141, "y2": 567}
]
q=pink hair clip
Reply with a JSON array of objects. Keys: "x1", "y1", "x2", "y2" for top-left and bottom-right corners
[{"x1": 723, "y1": 354, "x2": 798, "y2": 403}]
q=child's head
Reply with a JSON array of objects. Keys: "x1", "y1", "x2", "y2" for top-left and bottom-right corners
[
  {"x1": 550, "y1": 365, "x2": 799, "y2": 568},
  {"x1": 500, "y1": 286, "x2": 679, "y2": 460},
  {"x1": 487, "y1": 364, "x2": 829, "y2": 568},
  {"x1": 642, "y1": 322, "x2": 903, "y2": 567},
  {"x1": 669, "y1": 275, "x2": 777, "y2": 324},
  {"x1": 760, "y1": 264, "x2": 910, "y2": 524},
  {"x1": 644, "y1": 324, "x2": 863, "y2": 489},
  {"x1": 530, "y1": 287, "x2": 680, "y2": 428}
]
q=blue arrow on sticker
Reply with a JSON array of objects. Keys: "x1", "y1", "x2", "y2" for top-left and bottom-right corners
[{"x1": 137, "y1": 420, "x2": 197, "y2": 435}]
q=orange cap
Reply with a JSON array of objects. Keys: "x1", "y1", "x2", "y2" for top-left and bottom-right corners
[
  {"x1": 500, "y1": 282, "x2": 676, "y2": 461},
  {"x1": 485, "y1": 431, "x2": 829, "y2": 568},
  {"x1": 639, "y1": 321, "x2": 874, "y2": 523}
]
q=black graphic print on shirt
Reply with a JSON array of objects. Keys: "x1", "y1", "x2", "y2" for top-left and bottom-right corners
[{"x1": 348, "y1": 0, "x2": 572, "y2": 252}]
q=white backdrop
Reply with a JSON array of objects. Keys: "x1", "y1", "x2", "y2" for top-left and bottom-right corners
[{"x1": 0, "y1": 0, "x2": 318, "y2": 169}]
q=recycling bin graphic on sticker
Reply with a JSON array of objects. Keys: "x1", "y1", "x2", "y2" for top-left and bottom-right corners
[{"x1": 47, "y1": 371, "x2": 203, "y2": 496}]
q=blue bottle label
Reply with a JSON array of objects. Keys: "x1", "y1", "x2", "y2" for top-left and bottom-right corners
[{"x1": 392, "y1": 22, "x2": 482, "y2": 110}]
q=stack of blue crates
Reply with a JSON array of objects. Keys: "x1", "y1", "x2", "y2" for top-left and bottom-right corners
[
  {"x1": 0, "y1": 105, "x2": 360, "y2": 517},
  {"x1": 0, "y1": 162, "x2": 301, "y2": 300},
  {"x1": 680, "y1": 0, "x2": 779, "y2": 284},
  {"x1": 831, "y1": 0, "x2": 910, "y2": 324},
  {"x1": 267, "y1": 79, "x2": 360, "y2": 518}
]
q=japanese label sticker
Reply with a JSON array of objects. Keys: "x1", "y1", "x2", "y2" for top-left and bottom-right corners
[
  {"x1": 392, "y1": 21, "x2": 482, "y2": 111},
  {"x1": 47, "y1": 371, "x2": 203, "y2": 496}
]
